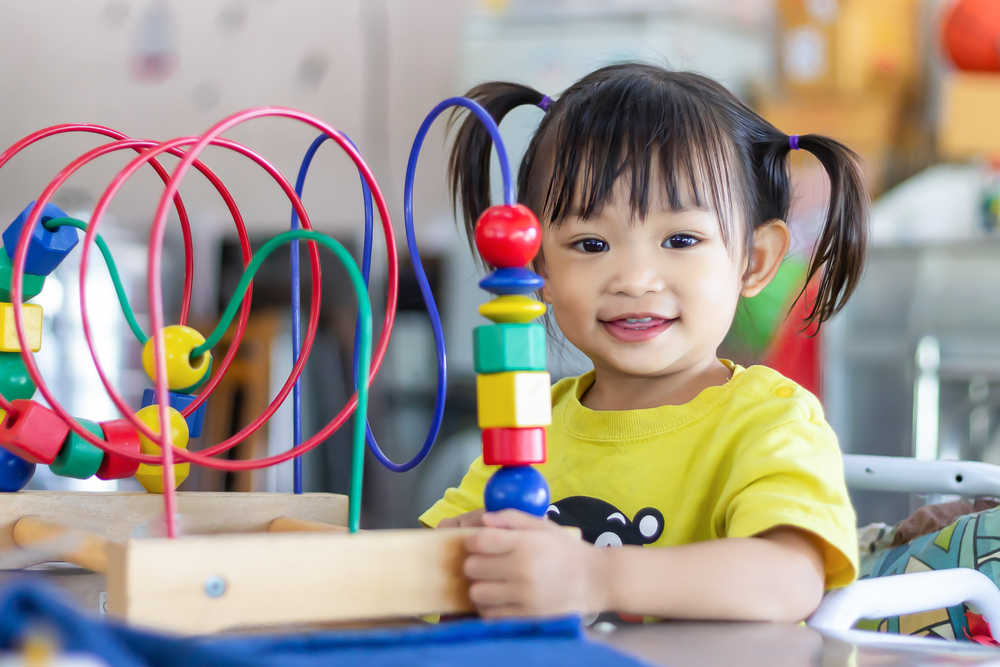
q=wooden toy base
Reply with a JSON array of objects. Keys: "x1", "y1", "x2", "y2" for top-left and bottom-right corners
[{"x1": 0, "y1": 491, "x2": 476, "y2": 634}]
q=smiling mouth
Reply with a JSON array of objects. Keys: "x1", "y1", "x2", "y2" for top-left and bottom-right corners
[{"x1": 600, "y1": 314, "x2": 676, "y2": 341}]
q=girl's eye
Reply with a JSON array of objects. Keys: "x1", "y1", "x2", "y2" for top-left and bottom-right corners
[
  {"x1": 663, "y1": 234, "x2": 699, "y2": 249},
  {"x1": 572, "y1": 238, "x2": 609, "y2": 253}
]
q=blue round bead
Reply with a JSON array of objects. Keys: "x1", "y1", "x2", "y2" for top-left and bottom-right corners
[
  {"x1": 0, "y1": 447, "x2": 35, "y2": 492},
  {"x1": 484, "y1": 465, "x2": 550, "y2": 516},
  {"x1": 479, "y1": 268, "x2": 545, "y2": 296}
]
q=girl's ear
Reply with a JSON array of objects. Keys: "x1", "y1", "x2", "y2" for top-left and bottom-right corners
[
  {"x1": 741, "y1": 220, "x2": 791, "y2": 298},
  {"x1": 534, "y1": 253, "x2": 552, "y2": 304}
]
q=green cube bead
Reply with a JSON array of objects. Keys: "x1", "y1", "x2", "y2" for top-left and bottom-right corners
[
  {"x1": 0, "y1": 351, "x2": 36, "y2": 402},
  {"x1": 473, "y1": 323, "x2": 546, "y2": 374},
  {"x1": 0, "y1": 247, "x2": 45, "y2": 302},
  {"x1": 49, "y1": 418, "x2": 105, "y2": 479}
]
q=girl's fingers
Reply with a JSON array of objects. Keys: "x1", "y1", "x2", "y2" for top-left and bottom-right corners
[
  {"x1": 465, "y1": 527, "x2": 520, "y2": 555},
  {"x1": 481, "y1": 509, "x2": 551, "y2": 530},
  {"x1": 469, "y1": 581, "x2": 521, "y2": 608},
  {"x1": 464, "y1": 553, "x2": 519, "y2": 581}
]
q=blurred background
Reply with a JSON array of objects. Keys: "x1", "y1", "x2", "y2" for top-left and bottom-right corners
[{"x1": 8, "y1": 0, "x2": 1000, "y2": 529}]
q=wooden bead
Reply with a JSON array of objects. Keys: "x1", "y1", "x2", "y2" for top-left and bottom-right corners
[
  {"x1": 0, "y1": 399, "x2": 70, "y2": 464},
  {"x1": 49, "y1": 419, "x2": 105, "y2": 479},
  {"x1": 478, "y1": 267, "x2": 544, "y2": 296},
  {"x1": 484, "y1": 466, "x2": 550, "y2": 516},
  {"x1": 0, "y1": 351, "x2": 36, "y2": 402},
  {"x1": 0, "y1": 302, "x2": 42, "y2": 352},
  {"x1": 473, "y1": 323, "x2": 546, "y2": 374},
  {"x1": 0, "y1": 248, "x2": 45, "y2": 302},
  {"x1": 141, "y1": 388, "x2": 206, "y2": 438},
  {"x1": 96, "y1": 419, "x2": 141, "y2": 480},
  {"x1": 474, "y1": 205, "x2": 541, "y2": 268},
  {"x1": 482, "y1": 427, "x2": 546, "y2": 466},
  {"x1": 476, "y1": 371, "x2": 551, "y2": 429},
  {"x1": 478, "y1": 296, "x2": 546, "y2": 324},
  {"x1": 0, "y1": 442, "x2": 35, "y2": 492},
  {"x1": 141, "y1": 325, "x2": 212, "y2": 392},
  {"x1": 2, "y1": 202, "x2": 79, "y2": 276}
]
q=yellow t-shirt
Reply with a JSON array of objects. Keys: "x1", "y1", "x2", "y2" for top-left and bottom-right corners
[{"x1": 419, "y1": 361, "x2": 858, "y2": 589}]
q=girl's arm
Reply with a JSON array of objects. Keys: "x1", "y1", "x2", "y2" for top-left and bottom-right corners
[{"x1": 463, "y1": 510, "x2": 826, "y2": 622}]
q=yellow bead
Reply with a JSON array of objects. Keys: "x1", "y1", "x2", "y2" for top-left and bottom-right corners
[
  {"x1": 142, "y1": 325, "x2": 212, "y2": 392},
  {"x1": 135, "y1": 462, "x2": 190, "y2": 494},
  {"x1": 135, "y1": 405, "x2": 189, "y2": 454},
  {"x1": 477, "y1": 371, "x2": 551, "y2": 428},
  {"x1": 0, "y1": 302, "x2": 42, "y2": 352},
  {"x1": 478, "y1": 295, "x2": 546, "y2": 324},
  {"x1": 133, "y1": 405, "x2": 189, "y2": 494}
]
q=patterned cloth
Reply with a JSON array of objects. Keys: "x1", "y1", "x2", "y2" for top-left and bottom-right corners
[{"x1": 858, "y1": 506, "x2": 1000, "y2": 640}]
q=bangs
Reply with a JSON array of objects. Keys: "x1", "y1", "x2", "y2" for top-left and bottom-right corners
[{"x1": 522, "y1": 66, "x2": 748, "y2": 248}]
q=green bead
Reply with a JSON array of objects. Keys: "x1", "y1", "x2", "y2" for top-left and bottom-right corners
[
  {"x1": 473, "y1": 323, "x2": 546, "y2": 374},
  {"x1": 0, "y1": 247, "x2": 46, "y2": 302},
  {"x1": 49, "y1": 418, "x2": 104, "y2": 479},
  {"x1": 0, "y1": 351, "x2": 36, "y2": 402}
]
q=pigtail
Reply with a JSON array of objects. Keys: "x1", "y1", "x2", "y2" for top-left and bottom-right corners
[
  {"x1": 795, "y1": 135, "x2": 870, "y2": 327},
  {"x1": 447, "y1": 82, "x2": 546, "y2": 251},
  {"x1": 758, "y1": 132, "x2": 869, "y2": 329}
]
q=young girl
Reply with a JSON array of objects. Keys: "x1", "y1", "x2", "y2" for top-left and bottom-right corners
[{"x1": 421, "y1": 63, "x2": 868, "y2": 623}]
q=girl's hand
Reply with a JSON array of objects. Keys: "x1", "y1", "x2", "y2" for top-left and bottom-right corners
[
  {"x1": 463, "y1": 509, "x2": 611, "y2": 618},
  {"x1": 437, "y1": 509, "x2": 486, "y2": 528}
]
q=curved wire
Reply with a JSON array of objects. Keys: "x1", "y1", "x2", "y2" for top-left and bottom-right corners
[
  {"x1": 289, "y1": 132, "x2": 374, "y2": 492},
  {"x1": 359, "y1": 96, "x2": 513, "y2": 472}
]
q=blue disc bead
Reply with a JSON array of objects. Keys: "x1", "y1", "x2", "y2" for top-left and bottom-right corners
[
  {"x1": 484, "y1": 465, "x2": 550, "y2": 517},
  {"x1": 3, "y1": 201, "x2": 78, "y2": 276},
  {"x1": 479, "y1": 267, "x2": 545, "y2": 296},
  {"x1": 141, "y1": 388, "x2": 207, "y2": 438},
  {"x1": 0, "y1": 447, "x2": 35, "y2": 492}
]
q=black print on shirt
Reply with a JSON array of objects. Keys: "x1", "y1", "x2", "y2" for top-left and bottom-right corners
[{"x1": 544, "y1": 496, "x2": 664, "y2": 546}]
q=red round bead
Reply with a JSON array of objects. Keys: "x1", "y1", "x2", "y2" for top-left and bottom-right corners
[
  {"x1": 482, "y1": 427, "x2": 546, "y2": 466},
  {"x1": 97, "y1": 418, "x2": 141, "y2": 480},
  {"x1": 474, "y1": 205, "x2": 541, "y2": 268}
]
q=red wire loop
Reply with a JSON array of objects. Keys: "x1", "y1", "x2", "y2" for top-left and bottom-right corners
[{"x1": 4, "y1": 110, "x2": 400, "y2": 539}]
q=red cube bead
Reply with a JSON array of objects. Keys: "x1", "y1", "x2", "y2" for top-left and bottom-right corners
[
  {"x1": 97, "y1": 418, "x2": 141, "y2": 480},
  {"x1": 0, "y1": 399, "x2": 70, "y2": 464},
  {"x1": 482, "y1": 427, "x2": 546, "y2": 466}
]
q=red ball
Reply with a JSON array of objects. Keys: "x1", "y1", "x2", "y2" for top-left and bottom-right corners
[
  {"x1": 474, "y1": 205, "x2": 541, "y2": 268},
  {"x1": 943, "y1": 0, "x2": 1000, "y2": 71}
]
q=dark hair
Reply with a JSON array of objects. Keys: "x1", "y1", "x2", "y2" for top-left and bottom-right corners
[{"x1": 448, "y1": 63, "x2": 869, "y2": 328}]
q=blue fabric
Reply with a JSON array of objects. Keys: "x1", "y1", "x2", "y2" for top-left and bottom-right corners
[{"x1": 0, "y1": 578, "x2": 649, "y2": 667}]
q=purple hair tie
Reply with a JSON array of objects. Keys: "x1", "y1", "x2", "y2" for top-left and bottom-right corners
[
  {"x1": 789, "y1": 134, "x2": 800, "y2": 151},
  {"x1": 538, "y1": 95, "x2": 552, "y2": 111}
]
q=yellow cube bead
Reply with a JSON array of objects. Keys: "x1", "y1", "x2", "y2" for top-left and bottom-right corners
[
  {"x1": 0, "y1": 302, "x2": 42, "y2": 352},
  {"x1": 478, "y1": 296, "x2": 546, "y2": 324},
  {"x1": 477, "y1": 371, "x2": 551, "y2": 428},
  {"x1": 142, "y1": 325, "x2": 212, "y2": 392},
  {"x1": 134, "y1": 404, "x2": 189, "y2": 494}
]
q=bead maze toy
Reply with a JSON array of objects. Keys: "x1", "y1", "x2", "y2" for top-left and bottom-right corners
[{"x1": 0, "y1": 99, "x2": 551, "y2": 632}]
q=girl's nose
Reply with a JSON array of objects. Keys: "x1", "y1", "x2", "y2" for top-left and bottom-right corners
[{"x1": 606, "y1": 251, "x2": 666, "y2": 298}]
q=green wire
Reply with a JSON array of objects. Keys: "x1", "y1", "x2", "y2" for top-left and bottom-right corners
[
  {"x1": 45, "y1": 218, "x2": 149, "y2": 345},
  {"x1": 44, "y1": 221, "x2": 372, "y2": 532},
  {"x1": 195, "y1": 229, "x2": 372, "y2": 532}
]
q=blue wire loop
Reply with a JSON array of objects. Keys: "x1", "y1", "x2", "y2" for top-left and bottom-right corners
[{"x1": 289, "y1": 96, "x2": 513, "y2": 478}]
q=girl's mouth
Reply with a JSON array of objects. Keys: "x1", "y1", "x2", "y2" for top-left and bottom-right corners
[{"x1": 600, "y1": 315, "x2": 675, "y2": 342}]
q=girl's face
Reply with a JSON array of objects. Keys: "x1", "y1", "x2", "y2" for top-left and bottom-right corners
[{"x1": 538, "y1": 190, "x2": 763, "y2": 379}]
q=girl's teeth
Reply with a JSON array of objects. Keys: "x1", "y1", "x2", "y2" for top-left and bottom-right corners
[{"x1": 625, "y1": 317, "x2": 653, "y2": 323}]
